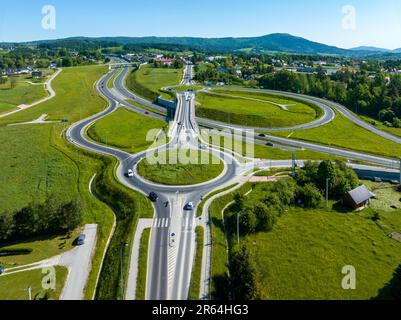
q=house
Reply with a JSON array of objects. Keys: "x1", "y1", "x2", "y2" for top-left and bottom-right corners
[
  {"x1": 157, "y1": 58, "x2": 175, "y2": 67},
  {"x1": 32, "y1": 71, "x2": 43, "y2": 78},
  {"x1": 343, "y1": 185, "x2": 376, "y2": 210},
  {"x1": 297, "y1": 67, "x2": 316, "y2": 74},
  {"x1": 48, "y1": 63, "x2": 58, "y2": 69}
]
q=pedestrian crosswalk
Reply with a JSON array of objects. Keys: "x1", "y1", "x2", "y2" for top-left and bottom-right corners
[{"x1": 152, "y1": 217, "x2": 170, "y2": 229}]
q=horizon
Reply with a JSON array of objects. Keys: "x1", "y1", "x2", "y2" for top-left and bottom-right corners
[{"x1": 1, "y1": 0, "x2": 401, "y2": 50}]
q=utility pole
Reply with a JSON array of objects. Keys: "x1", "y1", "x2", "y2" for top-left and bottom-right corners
[
  {"x1": 292, "y1": 152, "x2": 296, "y2": 177},
  {"x1": 325, "y1": 178, "x2": 330, "y2": 208},
  {"x1": 28, "y1": 286, "x2": 32, "y2": 301},
  {"x1": 399, "y1": 157, "x2": 401, "y2": 185}
]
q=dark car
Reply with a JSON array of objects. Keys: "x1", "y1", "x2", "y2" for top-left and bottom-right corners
[
  {"x1": 149, "y1": 192, "x2": 159, "y2": 202},
  {"x1": 266, "y1": 142, "x2": 274, "y2": 147},
  {"x1": 0, "y1": 265, "x2": 5, "y2": 275},
  {"x1": 258, "y1": 133, "x2": 266, "y2": 138},
  {"x1": 61, "y1": 118, "x2": 69, "y2": 123},
  {"x1": 76, "y1": 234, "x2": 86, "y2": 246}
]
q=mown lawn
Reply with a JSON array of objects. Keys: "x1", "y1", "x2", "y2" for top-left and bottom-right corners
[
  {"x1": 0, "y1": 75, "x2": 48, "y2": 110},
  {"x1": 138, "y1": 149, "x2": 224, "y2": 185},
  {"x1": 196, "y1": 91, "x2": 317, "y2": 128},
  {"x1": 0, "y1": 229, "x2": 80, "y2": 268},
  {"x1": 189, "y1": 226, "x2": 204, "y2": 300},
  {"x1": 212, "y1": 182, "x2": 401, "y2": 300},
  {"x1": 0, "y1": 266, "x2": 68, "y2": 300},
  {"x1": 270, "y1": 111, "x2": 401, "y2": 159},
  {"x1": 136, "y1": 228, "x2": 151, "y2": 300},
  {"x1": 0, "y1": 65, "x2": 127, "y2": 300},
  {"x1": 126, "y1": 65, "x2": 182, "y2": 101},
  {"x1": 87, "y1": 107, "x2": 167, "y2": 154}
]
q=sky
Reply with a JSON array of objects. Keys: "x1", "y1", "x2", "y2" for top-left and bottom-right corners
[{"x1": 1, "y1": 0, "x2": 401, "y2": 49}]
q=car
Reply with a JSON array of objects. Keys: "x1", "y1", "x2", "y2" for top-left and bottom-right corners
[
  {"x1": 149, "y1": 192, "x2": 159, "y2": 202},
  {"x1": 165, "y1": 201, "x2": 169, "y2": 208},
  {"x1": 266, "y1": 142, "x2": 274, "y2": 147},
  {"x1": 76, "y1": 234, "x2": 86, "y2": 246},
  {"x1": 390, "y1": 180, "x2": 400, "y2": 185},
  {"x1": 184, "y1": 202, "x2": 194, "y2": 211},
  {"x1": 0, "y1": 265, "x2": 5, "y2": 275},
  {"x1": 61, "y1": 118, "x2": 69, "y2": 123},
  {"x1": 373, "y1": 177, "x2": 382, "y2": 183},
  {"x1": 145, "y1": 111, "x2": 149, "y2": 115},
  {"x1": 258, "y1": 133, "x2": 266, "y2": 138},
  {"x1": 127, "y1": 169, "x2": 134, "y2": 178}
]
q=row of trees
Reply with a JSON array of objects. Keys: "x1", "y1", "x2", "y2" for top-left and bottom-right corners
[
  {"x1": 259, "y1": 69, "x2": 401, "y2": 126},
  {"x1": 0, "y1": 197, "x2": 83, "y2": 242}
]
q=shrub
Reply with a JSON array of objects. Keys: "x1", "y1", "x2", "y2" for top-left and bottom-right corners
[{"x1": 296, "y1": 184, "x2": 323, "y2": 208}]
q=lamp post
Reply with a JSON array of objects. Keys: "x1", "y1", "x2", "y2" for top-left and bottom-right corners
[{"x1": 325, "y1": 178, "x2": 330, "y2": 208}]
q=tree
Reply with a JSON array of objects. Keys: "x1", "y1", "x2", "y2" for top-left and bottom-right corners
[
  {"x1": 239, "y1": 208, "x2": 257, "y2": 235},
  {"x1": 230, "y1": 245, "x2": 260, "y2": 300},
  {"x1": 296, "y1": 184, "x2": 323, "y2": 208},
  {"x1": 254, "y1": 203, "x2": 277, "y2": 232},
  {"x1": 0, "y1": 210, "x2": 15, "y2": 241},
  {"x1": 317, "y1": 161, "x2": 336, "y2": 191},
  {"x1": 56, "y1": 198, "x2": 83, "y2": 231}
]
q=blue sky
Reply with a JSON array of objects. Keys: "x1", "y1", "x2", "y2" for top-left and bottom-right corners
[{"x1": 1, "y1": 0, "x2": 401, "y2": 49}]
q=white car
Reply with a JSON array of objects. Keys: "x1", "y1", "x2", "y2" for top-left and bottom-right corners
[{"x1": 127, "y1": 169, "x2": 134, "y2": 178}]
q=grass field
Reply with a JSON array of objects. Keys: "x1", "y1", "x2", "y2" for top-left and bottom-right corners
[
  {"x1": 0, "y1": 266, "x2": 68, "y2": 300},
  {"x1": 126, "y1": 65, "x2": 182, "y2": 101},
  {"x1": 0, "y1": 65, "x2": 148, "y2": 300},
  {"x1": 137, "y1": 149, "x2": 225, "y2": 186},
  {"x1": 189, "y1": 226, "x2": 204, "y2": 300},
  {"x1": 87, "y1": 107, "x2": 167, "y2": 154},
  {"x1": 136, "y1": 228, "x2": 150, "y2": 300},
  {"x1": 0, "y1": 229, "x2": 80, "y2": 268},
  {"x1": 196, "y1": 91, "x2": 317, "y2": 128},
  {"x1": 270, "y1": 111, "x2": 401, "y2": 159},
  {"x1": 360, "y1": 114, "x2": 401, "y2": 139},
  {"x1": 107, "y1": 68, "x2": 122, "y2": 89},
  {"x1": 211, "y1": 181, "x2": 401, "y2": 300},
  {"x1": 0, "y1": 75, "x2": 48, "y2": 114}
]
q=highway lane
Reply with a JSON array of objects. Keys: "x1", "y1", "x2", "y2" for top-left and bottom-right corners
[{"x1": 67, "y1": 66, "x2": 242, "y2": 300}]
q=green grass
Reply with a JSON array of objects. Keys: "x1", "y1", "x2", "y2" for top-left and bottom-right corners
[
  {"x1": 0, "y1": 266, "x2": 68, "y2": 300},
  {"x1": 87, "y1": 107, "x2": 167, "y2": 154},
  {"x1": 196, "y1": 183, "x2": 239, "y2": 217},
  {"x1": 189, "y1": 226, "x2": 204, "y2": 300},
  {"x1": 136, "y1": 228, "x2": 151, "y2": 300},
  {"x1": 171, "y1": 85, "x2": 204, "y2": 91},
  {"x1": 126, "y1": 65, "x2": 182, "y2": 101},
  {"x1": 269, "y1": 111, "x2": 401, "y2": 159},
  {"x1": 196, "y1": 91, "x2": 317, "y2": 128},
  {"x1": 360, "y1": 114, "x2": 401, "y2": 139},
  {"x1": 0, "y1": 102, "x2": 17, "y2": 114},
  {"x1": 211, "y1": 182, "x2": 401, "y2": 300},
  {"x1": 202, "y1": 131, "x2": 344, "y2": 161},
  {"x1": 0, "y1": 125, "x2": 79, "y2": 213},
  {"x1": 125, "y1": 99, "x2": 167, "y2": 116},
  {"x1": 0, "y1": 229, "x2": 80, "y2": 268},
  {"x1": 137, "y1": 149, "x2": 225, "y2": 186},
  {"x1": 107, "y1": 68, "x2": 122, "y2": 89},
  {"x1": 0, "y1": 75, "x2": 48, "y2": 110},
  {"x1": 0, "y1": 65, "x2": 145, "y2": 300}
]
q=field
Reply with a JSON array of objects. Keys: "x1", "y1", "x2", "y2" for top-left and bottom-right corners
[
  {"x1": 0, "y1": 266, "x2": 68, "y2": 300},
  {"x1": 0, "y1": 65, "x2": 143, "y2": 300},
  {"x1": 270, "y1": 111, "x2": 401, "y2": 159},
  {"x1": 137, "y1": 149, "x2": 225, "y2": 185},
  {"x1": 360, "y1": 114, "x2": 401, "y2": 139},
  {"x1": 189, "y1": 226, "x2": 204, "y2": 300},
  {"x1": 196, "y1": 90, "x2": 317, "y2": 128},
  {"x1": 0, "y1": 229, "x2": 80, "y2": 268},
  {"x1": 136, "y1": 228, "x2": 151, "y2": 300},
  {"x1": 0, "y1": 74, "x2": 48, "y2": 114},
  {"x1": 87, "y1": 107, "x2": 167, "y2": 154},
  {"x1": 211, "y1": 181, "x2": 401, "y2": 300},
  {"x1": 126, "y1": 65, "x2": 182, "y2": 101}
]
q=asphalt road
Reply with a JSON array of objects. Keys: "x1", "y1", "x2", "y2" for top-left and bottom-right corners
[
  {"x1": 67, "y1": 66, "x2": 241, "y2": 300},
  {"x1": 67, "y1": 64, "x2": 401, "y2": 301}
]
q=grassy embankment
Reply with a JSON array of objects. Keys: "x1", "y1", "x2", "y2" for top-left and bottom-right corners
[
  {"x1": 0, "y1": 72, "x2": 50, "y2": 114},
  {"x1": 0, "y1": 65, "x2": 153, "y2": 300},
  {"x1": 0, "y1": 266, "x2": 68, "y2": 300},
  {"x1": 136, "y1": 228, "x2": 151, "y2": 300},
  {"x1": 210, "y1": 180, "x2": 401, "y2": 300},
  {"x1": 269, "y1": 111, "x2": 401, "y2": 160},
  {"x1": 87, "y1": 107, "x2": 167, "y2": 154},
  {"x1": 125, "y1": 65, "x2": 182, "y2": 101},
  {"x1": 137, "y1": 149, "x2": 225, "y2": 186},
  {"x1": 189, "y1": 226, "x2": 204, "y2": 300},
  {"x1": 196, "y1": 90, "x2": 318, "y2": 128}
]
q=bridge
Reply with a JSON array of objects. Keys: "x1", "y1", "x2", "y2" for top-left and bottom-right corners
[{"x1": 109, "y1": 63, "x2": 137, "y2": 69}]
